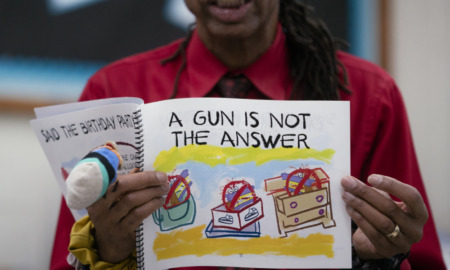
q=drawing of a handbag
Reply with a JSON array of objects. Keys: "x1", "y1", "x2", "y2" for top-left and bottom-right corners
[{"x1": 152, "y1": 171, "x2": 196, "y2": 231}]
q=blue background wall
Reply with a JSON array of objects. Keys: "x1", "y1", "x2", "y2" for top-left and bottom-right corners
[{"x1": 1, "y1": 0, "x2": 367, "y2": 105}]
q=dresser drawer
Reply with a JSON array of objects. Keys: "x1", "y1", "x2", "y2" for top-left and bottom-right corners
[
  {"x1": 275, "y1": 187, "x2": 328, "y2": 217},
  {"x1": 279, "y1": 204, "x2": 329, "y2": 227}
]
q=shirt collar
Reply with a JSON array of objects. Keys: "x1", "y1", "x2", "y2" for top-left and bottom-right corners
[{"x1": 186, "y1": 23, "x2": 292, "y2": 100}]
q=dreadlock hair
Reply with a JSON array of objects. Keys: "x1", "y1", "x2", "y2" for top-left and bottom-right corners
[
  {"x1": 162, "y1": 1, "x2": 350, "y2": 100},
  {"x1": 280, "y1": 0, "x2": 350, "y2": 100},
  {"x1": 161, "y1": 26, "x2": 194, "y2": 99}
]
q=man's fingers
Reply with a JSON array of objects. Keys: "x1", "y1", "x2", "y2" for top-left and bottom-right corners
[
  {"x1": 342, "y1": 190, "x2": 398, "y2": 236},
  {"x1": 88, "y1": 170, "x2": 168, "y2": 223},
  {"x1": 345, "y1": 205, "x2": 394, "y2": 259},
  {"x1": 371, "y1": 186, "x2": 391, "y2": 199},
  {"x1": 341, "y1": 176, "x2": 406, "y2": 222},
  {"x1": 116, "y1": 171, "x2": 168, "y2": 193},
  {"x1": 101, "y1": 171, "x2": 168, "y2": 207},
  {"x1": 111, "y1": 184, "x2": 169, "y2": 221},
  {"x1": 129, "y1": 167, "x2": 140, "y2": 174},
  {"x1": 119, "y1": 197, "x2": 165, "y2": 231},
  {"x1": 342, "y1": 175, "x2": 427, "y2": 245},
  {"x1": 367, "y1": 174, "x2": 428, "y2": 221}
]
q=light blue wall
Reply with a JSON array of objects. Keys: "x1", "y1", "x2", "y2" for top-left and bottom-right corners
[
  {"x1": 347, "y1": 0, "x2": 380, "y2": 64},
  {"x1": 0, "y1": 1, "x2": 381, "y2": 104},
  {"x1": 0, "y1": 56, "x2": 104, "y2": 103}
]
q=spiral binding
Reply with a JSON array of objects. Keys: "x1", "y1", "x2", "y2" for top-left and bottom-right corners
[
  {"x1": 133, "y1": 109, "x2": 144, "y2": 172},
  {"x1": 133, "y1": 109, "x2": 145, "y2": 269},
  {"x1": 136, "y1": 222, "x2": 145, "y2": 269}
]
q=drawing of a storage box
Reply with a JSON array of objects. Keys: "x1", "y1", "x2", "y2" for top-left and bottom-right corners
[
  {"x1": 265, "y1": 168, "x2": 335, "y2": 234},
  {"x1": 211, "y1": 197, "x2": 264, "y2": 230},
  {"x1": 275, "y1": 186, "x2": 333, "y2": 228}
]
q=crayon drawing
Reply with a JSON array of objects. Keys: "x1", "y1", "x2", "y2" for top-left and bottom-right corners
[
  {"x1": 265, "y1": 167, "x2": 336, "y2": 237},
  {"x1": 206, "y1": 180, "x2": 264, "y2": 238},
  {"x1": 150, "y1": 145, "x2": 339, "y2": 262},
  {"x1": 152, "y1": 169, "x2": 196, "y2": 232},
  {"x1": 138, "y1": 98, "x2": 351, "y2": 269}
]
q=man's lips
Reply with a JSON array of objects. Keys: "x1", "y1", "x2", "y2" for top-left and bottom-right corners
[
  {"x1": 210, "y1": 0, "x2": 250, "y2": 8},
  {"x1": 208, "y1": 0, "x2": 252, "y2": 22}
]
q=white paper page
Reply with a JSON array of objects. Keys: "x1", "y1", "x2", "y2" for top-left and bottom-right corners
[
  {"x1": 34, "y1": 97, "x2": 143, "y2": 118},
  {"x1": 140, "y1": 98, "x2": 351, "y2": 269},
  {"x1": 31, "y1": 102, "x2": 143, "y2": 220}
]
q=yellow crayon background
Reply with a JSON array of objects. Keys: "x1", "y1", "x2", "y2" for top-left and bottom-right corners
[
  {"x1": 154, "y1": 145, "x2": 335, "y2": 172},
  {"x1": 153, "y1": 225, "x2": 334, "y2": 260},
  {"x1": 152, "y1": 145, "x2": 336, "y2": 260}
]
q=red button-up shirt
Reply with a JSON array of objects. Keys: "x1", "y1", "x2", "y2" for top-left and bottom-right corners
[{"x1": 50, "y1": 24, "x2": 445, "y2": 270}]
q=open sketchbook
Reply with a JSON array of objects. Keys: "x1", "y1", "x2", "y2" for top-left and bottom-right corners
[{"x1": 31, "y1": 97, "x2": 351, "y2": 269}]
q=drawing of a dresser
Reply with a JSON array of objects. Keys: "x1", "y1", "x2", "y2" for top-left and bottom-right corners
[{"x1": 265, "y1": 167, "x2": 336, "y2": 236}]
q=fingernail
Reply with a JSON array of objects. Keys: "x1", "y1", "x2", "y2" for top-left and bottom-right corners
[
  {"x1": 156, "y1": 171, "x2": 168, "y2": 183},
  {"x1": 341, "y1": 175, "x2": 356, "y2": 189},
  {"x1": 161, "y1": 182, "x2": 170, "y2": 193},
  {"x1": 368, "y1": 174, "x2": 382, "y2": 186},
  {"x1": 342, "y1": 191, "x2": 355, "y2": 201}
]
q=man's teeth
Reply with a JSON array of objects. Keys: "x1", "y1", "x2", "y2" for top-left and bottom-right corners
[{"x1": 216, "y1": 0, "x2": 246, "y2": 8}]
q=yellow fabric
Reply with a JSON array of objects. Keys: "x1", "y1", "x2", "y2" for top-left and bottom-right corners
[{"x1": 69, "y1": 215, "x2": 137, "y2": 270}]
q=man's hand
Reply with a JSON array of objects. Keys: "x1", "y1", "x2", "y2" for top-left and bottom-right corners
[
  {"x1": 341, "y1": 174, "x2": 428, "y2": 260},
  {"x1": 87, "y1": 169, "x2": 169, "y2": 263}
]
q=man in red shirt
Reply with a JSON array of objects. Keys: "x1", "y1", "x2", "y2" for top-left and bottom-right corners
[{"x1": 51, "y1": 1, "x2": 446, "y2": 269}]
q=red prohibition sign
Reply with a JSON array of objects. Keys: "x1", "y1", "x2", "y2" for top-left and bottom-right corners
[
  {"x1": 164, "y1": 175, "x2": 191, "y2": 210},
  {"x1": 222, "y1": 180, "x2": 256, "y2": 212},
  {"x1": 285, "y1": 168, "x2": 322, "y2": 196}
]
